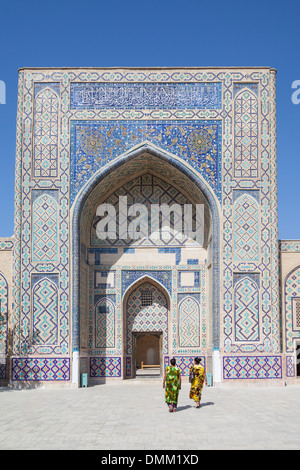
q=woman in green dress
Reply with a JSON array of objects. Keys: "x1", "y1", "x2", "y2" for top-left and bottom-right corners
[
  {"x1": 163, "y1": 358, "x2": 181, "y2": 412},
  {"x1": 189, "y1": 357, "x2": 207, "y2": 408}
]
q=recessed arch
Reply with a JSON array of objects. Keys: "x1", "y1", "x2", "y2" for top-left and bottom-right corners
[
  {"x1": 71, "y1": 143, "x2": 221, "y2": 379},
  {"x1": 122, "y1": 274, "x2": 172, "y2": 306},
  {"x1": 124, "y1": 277, "x2": 169, "y2": 378}
]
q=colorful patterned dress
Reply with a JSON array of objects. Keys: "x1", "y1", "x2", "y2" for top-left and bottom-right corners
[
  {"x1": 164, "y1": 365, "x2": 181, "y2": 406},
  {"x1": 189, "y1": 364, "x2": 205, "y2": 403}
]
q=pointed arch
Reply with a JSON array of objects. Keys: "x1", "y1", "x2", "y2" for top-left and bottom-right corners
[
  {"x1": 124, "y1": 278, "x2": 169, "y2": 356},
  {"x1": 284, "y1": 265, "x2": 300, "y2": 353},
  {"x1": 71, "y1": 144, "x2": 221, "y2": 355},
  {"x1": 122, "y1": 273, "x2": 172, "y2": 304}
]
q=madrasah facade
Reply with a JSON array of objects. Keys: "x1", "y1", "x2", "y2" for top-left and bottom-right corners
[{"x1": 0, "y1": 66, "x2": 300, "y2": 388}]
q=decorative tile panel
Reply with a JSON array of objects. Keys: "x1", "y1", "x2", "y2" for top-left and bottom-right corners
[
  {"x1": 223, "y1": 356, "x2": 282, "y2": 379},
  {"x1": 233, "y1": 274, "x2": 260, "y2": 342},
  {"x1": 0, "y1": 273, "x2": 8, "y2": 358},
  {"x1": 122, "y1": 270, "x2": 172, "y2": 296},
  {"x1": 286, "y1": 355, "x2": 295, "y2": 378},
  {"x1": 178, "y1": 295, "x2": 201, "y2": 347},
  {"x1": 71, "y1": 82, "x2": 222, "y2": 110},
  {"x1": 280, "y1": 241, "x2": 300, "y2": 252},
  {"x1": 164, "y1": 355, "x2": 205, "y2": 376},
  {"x1": 32, "y1": 274, "x2": 59, "y2": 345},
  {"x1": 33, "y1": 85, "x2": 60, "y2": 178},
  {"x1": 0, "y1": 239, "x2": 14, "y2": 251},
  {"x1": 90, "y1": 356, "x2": 121, "y2": 377},
  {"x1": 95, "y1": 296, "x2": 115, "y2": 348},
  {"x1": 70, "y1": 120, "x2": 222, "y2": 204},
  {"x1": 233, "y1": 193, "x2": 259, "y2": 262},
  {"x1": 284, "y1": 266, "x2": 300, "y2": 352},
  {"x1": 234, "y1": 86, "x2": 259, "y2": 178},
  {"x1": 32, "y1": 192, "x2": 59, "y2": 262},
  {"x1": 11, "y1": 358, "x2": 70, "y2": 381},
  {"x1": 0, "y1": 364, "x2": 6, "y2": 380}
]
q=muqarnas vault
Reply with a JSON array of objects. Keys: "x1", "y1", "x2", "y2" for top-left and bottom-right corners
[{"x1": 0, "y1": 66, "x2": 300, "y2": 388}]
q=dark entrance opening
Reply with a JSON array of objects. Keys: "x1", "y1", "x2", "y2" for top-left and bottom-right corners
[{"x1": 133, "y1": 332, "x2": 162, "y2": 378}]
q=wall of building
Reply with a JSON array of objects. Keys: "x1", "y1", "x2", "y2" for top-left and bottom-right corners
[
  {"x1": 9, "y1": 67, "x2": 282, "y2": 387},
  {"x1": 280, "y1": 240, "x2": 300, "y2": 382},
  {"x1": 0, "y1": 238, "x2": 14, "y2": 384}
]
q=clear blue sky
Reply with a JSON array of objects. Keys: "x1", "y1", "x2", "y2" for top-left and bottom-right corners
[{"x1": 0, "y1": 0, "x2": 299, "y2": 239}]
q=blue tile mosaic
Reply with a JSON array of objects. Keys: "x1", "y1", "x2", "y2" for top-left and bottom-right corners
[
  {"x1": 70, "y1": 120, "x2": 222, "y2": 205},
  {"x1": 158, "y1": 247, "x2": 181, "y2": 264},
  {"x1": 70, "y1": 82, "x2": 222, "y2": 110},
  {"x1": 122, "y1": 270, "x2": 172, "y2": 296}
]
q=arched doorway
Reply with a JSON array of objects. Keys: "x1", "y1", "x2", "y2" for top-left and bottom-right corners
[
  {"x1": 124, "y1": 279, "x2": 169, "y2": 378},
  {"x1": 71, "y1": 144, "x2": 221, "y2": 385},
  {"x1": 135, "y1": 333, "x2": 161, "y2": 371}
]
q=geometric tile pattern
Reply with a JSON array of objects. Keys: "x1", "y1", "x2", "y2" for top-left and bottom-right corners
[
  {"x1": 178, "y1": 296, "x2": 200, "y2": 347},
  {"x1": 126, "y1": 282, "x2": 168, "y2": 355},
  {"x1": 0, "y1": 239, "x2": 14, "y2": 250},
  {"x1": 223, "y1": 356, "x2": 282, "y2": 379},
  {"x1": 234, "y1": 87, "x2": 259, "y2": 178},
  {"x1": 286, "y1": 356, "x2": 295, "y2": 378},
  {"x1": 90, "y1": 357, "x2": 121, "y2": 377},
  {"x1": 33, "y1": 87, "x2": 59, "y2": 178},
  {"x1": 284, "y1": 266, "x2": 300, "y2": 352},
  {"x1": 295, "y1": 299, "x2": 300, "y2": 328},
  {"x1": 32, "y1": 275, "x2": 58, "y2": 345},
  {"x1": 0, "y1": 273, "x2": 8, "y2": 358},
  {"x1": 79, "y1": 266, "x2": 88, "y2": 350},
  {"x1": 125, "y1": 356, "x2": 131, "y2": 378},
  {"x1": 32, "y1": 193, "x2": 59, "y2": 262},
  {"x1": 164, "y1": 355, "x2": 206, "y2": 376},
  {"x1": 233, "y1": 194, "x2": 259, "y2": 262},
  {"x1": 0, "y1": 363, "x2": 6, "y2": 379},
  {"x1": 223, "y1": 69, "x2": 280, "y2": 356},
  {"x1": 280, "y1": 241, "x2": 300, "y2": 252},
  {"x1": 234, "y1": 275, "x2": 260, "y2": 342},
  {"x1": 95, "y1": 297, "x2": 115, "y2": 349},
  {"x1": 11, "y1": 358, "x2": 70, "y2": 381}
]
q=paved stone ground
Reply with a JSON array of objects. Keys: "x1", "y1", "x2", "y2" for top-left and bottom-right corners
[{"x1": 0, "y1": 380, "x2": 300, "y2": 450}]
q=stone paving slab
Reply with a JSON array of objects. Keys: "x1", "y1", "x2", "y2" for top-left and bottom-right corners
[{"x1": 0, "y1": 381, "x2": 300, "y2": 450}]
